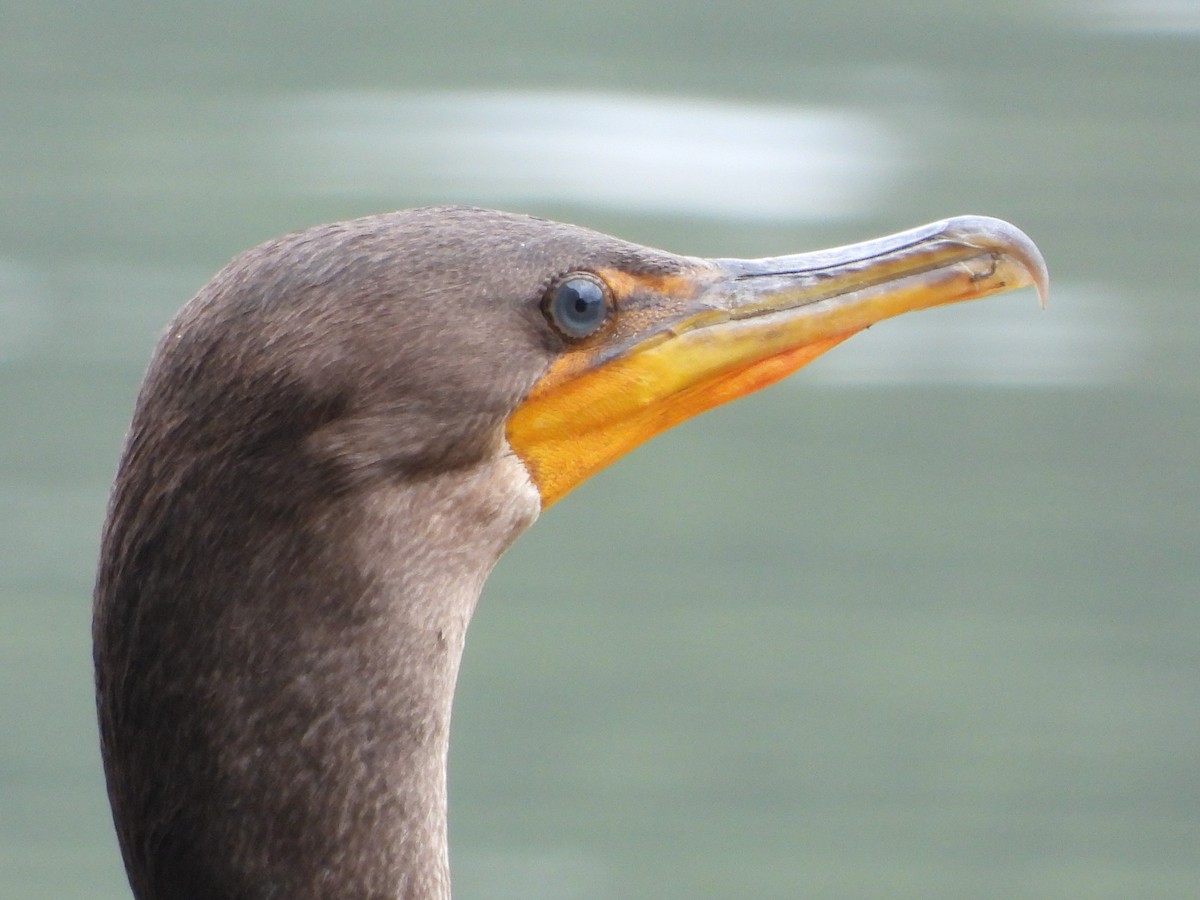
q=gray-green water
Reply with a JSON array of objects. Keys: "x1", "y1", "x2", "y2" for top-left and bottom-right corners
[{"x1": 3, "y1": 2, "x2": 1198, "y2": 897}]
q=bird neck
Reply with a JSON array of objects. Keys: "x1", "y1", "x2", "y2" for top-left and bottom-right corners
[{"x1": 97, "y1": 455, "x2": 539, "y2": 900}]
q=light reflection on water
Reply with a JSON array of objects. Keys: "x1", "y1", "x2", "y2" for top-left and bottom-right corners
[
  {"x1": 269, "y1": 90, "x2": 905, "y2": 221},
  {"x1": 1075, "y1": 0, "x2": 1200, "y2": 33}
]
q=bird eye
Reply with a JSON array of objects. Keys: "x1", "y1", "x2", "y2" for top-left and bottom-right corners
[{"x1": 543, "y1": 274, "x2": 612, "y2": 340}]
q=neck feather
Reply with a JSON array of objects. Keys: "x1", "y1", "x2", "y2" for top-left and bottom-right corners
[{"x1": 95, "y1": 454, "x2": 538, "y2": 900}]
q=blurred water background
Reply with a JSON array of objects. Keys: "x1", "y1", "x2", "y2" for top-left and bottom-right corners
[{"x1": 2, "y1": 1, "x2": 1198, "y2": 897}]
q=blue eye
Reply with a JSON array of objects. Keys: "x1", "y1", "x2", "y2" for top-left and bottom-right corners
[{"x1": 544, "y1": 275, "x2": 611, "y2": 339}]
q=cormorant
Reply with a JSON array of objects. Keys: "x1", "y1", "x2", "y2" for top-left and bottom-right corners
[{"x1": 94, "y1": 206, "x2": 1047, "y2": 899}]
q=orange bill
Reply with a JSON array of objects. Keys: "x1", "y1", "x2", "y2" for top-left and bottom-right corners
[{"x1": 507, "y1": 215, "x2": 1049, "y2": 508}]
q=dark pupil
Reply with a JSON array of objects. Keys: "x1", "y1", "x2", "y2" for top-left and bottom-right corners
[{"x1": 552, "y1": 278, "x2": 607, "y2": 337}]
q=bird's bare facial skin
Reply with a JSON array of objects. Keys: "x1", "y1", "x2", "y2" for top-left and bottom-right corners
[
  {"x1": 506, "y1": 216, "x2": 1048, "y2": 509},
  {"x1": 525, "y1": 266, "x2": 714, "y2": 386}
]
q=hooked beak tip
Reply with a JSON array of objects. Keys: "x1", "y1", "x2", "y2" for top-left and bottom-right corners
[{"x1": 939, "y1": 215, "x2": 1049, "y2": 308}]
